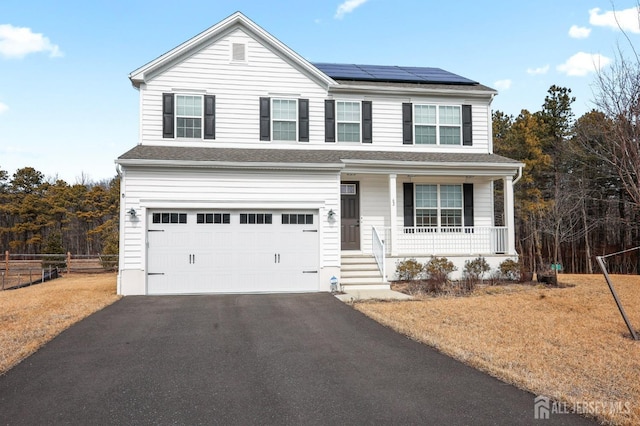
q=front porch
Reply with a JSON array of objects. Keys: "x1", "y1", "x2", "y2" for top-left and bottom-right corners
[
  {"x1": 339, "y1": 168, "x2": 521, "y2": 284},
  {"x1": 382, "y1": 225, "x2": 508, "y2": 256}
]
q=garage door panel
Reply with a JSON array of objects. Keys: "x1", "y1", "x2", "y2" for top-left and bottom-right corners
[{"x1": 147, "y1": 210, "x2": 319, "y2": 294}]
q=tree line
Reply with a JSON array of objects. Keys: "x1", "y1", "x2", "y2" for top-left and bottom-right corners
[
  {"x1": 0, "y1": 167, "x2": 119, "y2": 256},
  {"x1": 494, "y1": 80, "x2": 640, "y2": 274}
]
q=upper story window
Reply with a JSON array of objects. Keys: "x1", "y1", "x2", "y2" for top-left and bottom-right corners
[
  {"x1": 415, "y1": 184, "x2": 462, "y2": 229},
  {"x1": 162, "y1": 93, "x2": 215, "y2": 140},
  {"x1": 272, "y1": 99, "x2": 297, "y2": 141},
  {"x1": 324, "y1": 100, "x2": 372, "y2": 144},
  {"x1": 176, "y1": 95, "x2": 203, "y2": 138},
  {"x1": 260, "y1": 97, "x2": 308, "y2": 142},
  {"x1": 414, "y1": 105, "x2": 461, "y2": 145},
  {"x1": 403, "y1": 103, "x2": 472, "y2": 146},
  {"x1": 337, "y1": 101, "x2": 361, "y2": 142}
]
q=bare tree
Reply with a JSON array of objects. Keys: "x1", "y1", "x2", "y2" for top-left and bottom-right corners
[{"x1": 590, "y1": 3, "x2": 640, "y2": 207}]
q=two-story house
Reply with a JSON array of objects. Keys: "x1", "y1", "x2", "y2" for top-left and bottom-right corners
[{"x1": 116, "y1": 12, "x2": 523, "y2": 295}]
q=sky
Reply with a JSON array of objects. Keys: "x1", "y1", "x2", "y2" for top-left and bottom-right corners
[{"x1": 1, "y1": 0, "x2": 639, "y2": 183}]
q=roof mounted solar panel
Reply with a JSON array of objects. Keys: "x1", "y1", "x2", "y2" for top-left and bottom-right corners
[{"x1": 313, "y1": 63, "x2": 478, "y2": 85}]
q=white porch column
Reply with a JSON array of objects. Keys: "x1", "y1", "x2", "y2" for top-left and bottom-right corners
[
  {"x1": 389, "y1": 174, "x2": 398, "y2": 256},
  {"x1": 503, "y1": 175, "x2": 516, "y2": 255}
]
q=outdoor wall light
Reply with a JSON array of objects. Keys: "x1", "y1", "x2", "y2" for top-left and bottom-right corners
[
  {"x1": 328, "y1": 209, "x2": 335, "y2": 219},
  {"x1": 128, "y1": 208, "x2": 137, "y2": 218}
]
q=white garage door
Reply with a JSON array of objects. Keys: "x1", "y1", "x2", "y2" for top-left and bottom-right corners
[{"x1": 146, "y1": 210, "x2": 319, "y2": 294}]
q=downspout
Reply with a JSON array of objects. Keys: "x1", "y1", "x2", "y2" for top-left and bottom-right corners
[{"x1": 512, "y1": 165, "x2": 523, "y2": 185}]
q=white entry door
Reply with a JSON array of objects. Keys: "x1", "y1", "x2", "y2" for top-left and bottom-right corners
[{"x1": 146, "y1": 210, "x2": 319, "y2": 294}]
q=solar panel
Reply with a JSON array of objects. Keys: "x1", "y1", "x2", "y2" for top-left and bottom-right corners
[{"x1": 313, "y1": 63, "x2": 478, "y2": 85}]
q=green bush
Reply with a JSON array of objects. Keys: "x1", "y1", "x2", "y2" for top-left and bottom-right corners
[
  {"x1": 498, "y1": 259, "x2": 520, "y2": 281},
  {"x1": 395, "y1": 258, "x2": 424, "y2": 281}
]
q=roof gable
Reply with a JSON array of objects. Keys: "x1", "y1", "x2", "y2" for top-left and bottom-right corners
[{"x1": 129, "y1": 12, "x2": 336, "y2": 89}]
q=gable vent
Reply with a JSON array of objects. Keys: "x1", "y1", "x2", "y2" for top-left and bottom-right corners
[{"x1": 232, "y1": 43, "x2": 246, "y2": 62}]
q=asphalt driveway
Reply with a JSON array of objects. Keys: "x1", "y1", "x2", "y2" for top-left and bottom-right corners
[{"x1": 0, "y1": 294, "x2": 592, "y2": 425}]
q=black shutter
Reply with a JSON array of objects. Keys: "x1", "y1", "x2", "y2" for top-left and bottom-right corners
[
  {"x1": 259, "y1": 97, "x2": 270, "y2": 141},
  {"x1": 462, "y1": 104, "x2": 472, "y2": 146},
  {"x1": 403, "y1": 183, "x2": 414, "y2": 227},
  {"x1": 362, "y1": 100, "x2": 372, "y2": 143},
  {"x1": 325, "y1": 100, "x2": 335, "y2": 142},
  {"x1": 463, "y1": 183, "x2": 474, "y2": 227},
  {"x1": 298, "y1": 99, "x2": 309, "y2": 142},
  {"x1": 402, "y1": 103, "x2": 413, "y2": 144},
  {"x1": 162, "y1": 93, "x2": 174, "y2": 138},
  {"x1": 204, "y1": 95, "x2": 215, "y2": 140}
]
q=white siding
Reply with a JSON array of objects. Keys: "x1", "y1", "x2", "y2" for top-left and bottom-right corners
[
  {"x1": 364, "y1": 98, "x2": 490, "y2": 152},
  {"x1": 137, "y1": 27, "x2": 495, "y2": 153},
  {"x1": 141, "y1": 29, "x2": 328, "y2": 146},
  {"x1": 120, "y1": 167, "x2": 340, "y2": 271}
]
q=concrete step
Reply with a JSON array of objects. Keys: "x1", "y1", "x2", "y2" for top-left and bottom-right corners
[
  {"x1": 340, "y1": 256, "x2": 378, "y2": 266},
  {"x1": 341, "y1": 283, "x2": 390, "y2": 291},
  {"x1": 341, "y1": 269, "x2": 383, "y2": 278},
  {"x1": 340, "y1": 254, "x2": 388, "y2": 290},
  {"x1": 339, "y1": 276, "x2": 386, "y2": 285}
]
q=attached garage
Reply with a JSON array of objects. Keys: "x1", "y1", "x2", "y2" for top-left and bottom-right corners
[{"x1": 146, "y1": 209, "x2": 320, "y2": 294}]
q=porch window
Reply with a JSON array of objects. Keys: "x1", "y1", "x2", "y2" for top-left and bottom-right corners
[{"x1": 415, "y1": 184, "x2": 463, "y2": 229}]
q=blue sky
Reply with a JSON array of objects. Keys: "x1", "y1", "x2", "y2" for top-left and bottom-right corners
[{"x1": 1, "y1": 0, "x2": 639, "y2": 183}]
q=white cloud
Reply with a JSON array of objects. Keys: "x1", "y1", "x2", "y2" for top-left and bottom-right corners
[
  {"x1": 0, "y1": 24, "x2": 63, "y2": 59},
  {"x1": 335, "y1": 0, "x2": 368, "y2": 19},
  {"x1": 557, "y1": 52, "x2": 611, "y2": 76},
  {"x1": 569, "y1": 25, "x2": 591, "y2": 39},
  {"x1": 589, "y1": 7, "x2": 640, "y2": 33},
  {"x1": 0, "y1": 102, "x2": 7, "y2": 114},
  {"x1": 494, "y1": 79, "x2": 512, "y2": 91},
  {"x1": 526, "y1": 65, "x2": 550, "y2": 75}
]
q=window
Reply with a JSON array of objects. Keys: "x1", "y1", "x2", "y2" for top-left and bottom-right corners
[
  {"x1": 163, "y1": 93, "x2": 215, "y2": 140},
  {"x1": 413, "y1": 105, "x2": 461, "y2": 145},
  {"x1": 340, "y1": 184, "x2": 357, "y2": 195},
  {"x1": 176, "y1": 95, "x2": 203, "y2": 138},
  {"x1": 282, "y1": 214, "x2": 313, "y2": 225},
  {"x1": 196, "y1": 213, "x2": 230, "y2": 224},
  {"x1": 337, "y1": 101, "x2": 360, "y2": 142},
  {"x1": 152, "y1": 213, "x2": 187, "y2": 224},
  {"x1": 415, "y1": 185, "x2": 437, "y2": 227},
  {"x1": 415, "y1": 184, "x2": 462, "y2": 228},
  {"x1": 272, "y1": 99, "x2": 297, "y2": 141},
  {"x1": 240, "y1": 213, "x2": 272, "y2": 224}
]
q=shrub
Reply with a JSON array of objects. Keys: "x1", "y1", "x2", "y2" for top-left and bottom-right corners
[
  {"x1": 498, "y1": 259, "x2": 520, "y2": 281},
  {"x1": 395, "y1": 258, "x2": 424, "y2": 281},
  {"x1": 424, "y1": 256, "x2": 457, "y2": 293},
  {"x1": 461, "y1": 256, "x2": 490, "y2": 293},
  {"x1": 463, "y1": 256, "x2": 490, "y2": 281}
]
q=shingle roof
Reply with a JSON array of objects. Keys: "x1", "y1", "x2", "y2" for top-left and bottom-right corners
[{"x1": 117, "y1": 145, "x2": 522, "y2": 168}]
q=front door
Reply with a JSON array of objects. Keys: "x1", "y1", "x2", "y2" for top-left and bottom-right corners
[{"x1": 341, "y1": 182, "x2": 360, "y2": 250}]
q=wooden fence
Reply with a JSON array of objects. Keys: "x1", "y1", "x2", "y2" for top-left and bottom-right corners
[{"x1": 1, "y1": 251, "x2": 118, "y2": 290}]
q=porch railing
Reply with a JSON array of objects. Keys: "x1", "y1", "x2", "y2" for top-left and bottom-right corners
[
  {"x1": 383, "y1": 226, "x2": 508, "y2": 256},
  {"x1": 371, "y1": 226, "x2": 386, "y2": 281}
]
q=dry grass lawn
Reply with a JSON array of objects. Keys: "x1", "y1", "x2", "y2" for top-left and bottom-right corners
[
  {"x1": 354, "y1": 274, "x2": 640, "y2": 425},
  {"x1": 0, "y1": 273, "x2": 120, "y2": 376}
]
